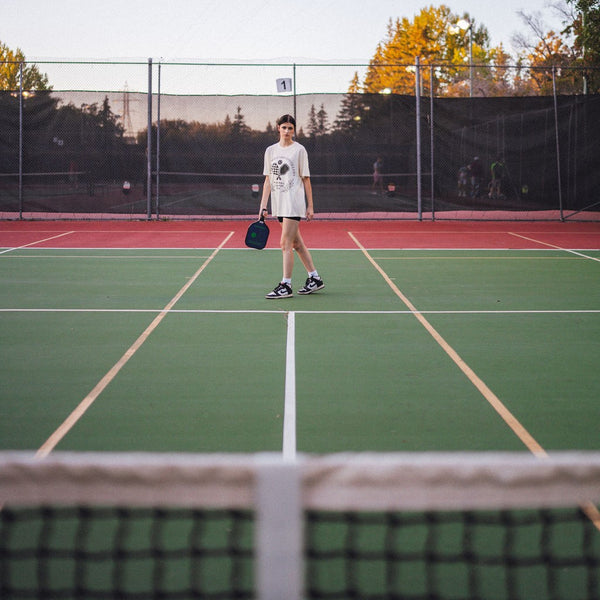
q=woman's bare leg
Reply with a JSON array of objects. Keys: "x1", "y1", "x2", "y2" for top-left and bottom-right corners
[{"x1": 280, "y1": 218, "x2": 315, "y2": 280}]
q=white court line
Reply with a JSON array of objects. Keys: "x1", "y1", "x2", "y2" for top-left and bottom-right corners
[
  {"x1": 35, "y1": 232, "x2": 234, "y2": 458},
  {"x1": 509, "y1": 232, "x2": 600, "y2": 262},
  {"x1": 2, "y1": 308, "x2": 598, "y2": 315},
  {"x1": 283, "y1": 312, "x2": 297, "y2": 461},
  {"x1": 0, "y1": 231, "x2": 75, "y2": 254}
]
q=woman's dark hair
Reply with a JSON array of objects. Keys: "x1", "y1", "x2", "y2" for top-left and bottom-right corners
[{"x1": 276, "y1": 114, "x2": 296, "y2": 128}]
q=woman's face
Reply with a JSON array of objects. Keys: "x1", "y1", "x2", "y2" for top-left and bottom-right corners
[{"x1": 278, "y1": 122, "x2": 295, "y2": 142}]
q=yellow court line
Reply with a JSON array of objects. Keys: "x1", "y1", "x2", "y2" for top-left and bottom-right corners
[
  {"x1": 35, "y1": 232, "x2": 234, "y2": 458},
  {"x1": 581, "y1": 502, "x2": 600, "y2": 529},
  {"x1": 351, "y1": 231, "x2": 600, "y2": 530},
  {"x1": 348, "y1": 231, "x2": 547, "y2": 458}
]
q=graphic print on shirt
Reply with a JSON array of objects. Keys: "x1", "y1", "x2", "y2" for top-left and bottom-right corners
[{"x1": 270, "y1": 157, "x2": 297, "y2": 192}]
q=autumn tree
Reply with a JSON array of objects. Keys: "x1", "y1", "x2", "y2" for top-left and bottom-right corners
[
  {"x1": 515, "y1": 8, "x2": 587, "y2": 93},
  {"x1": 361, "y1": 5, "x2": 494, "y2": 96},
  {"x1": 0, "y1": 41, "x2": 50, "y2": 90}
]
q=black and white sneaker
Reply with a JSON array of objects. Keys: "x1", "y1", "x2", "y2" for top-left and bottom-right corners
[
  {"x1": 265, "y1": 282, "x2": 293, "y2": 299},
  {"x1": 297, "y1": 276, "x2": 325, "y2": 295}
]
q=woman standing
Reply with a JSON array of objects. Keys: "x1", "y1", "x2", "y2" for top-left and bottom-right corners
[{"x1": 259, "y1": 114, "x2": 324, "y2": 299}]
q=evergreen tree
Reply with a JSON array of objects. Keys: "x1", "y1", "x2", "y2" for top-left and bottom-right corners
[
  {"x1": 231, "y1": 106, "x2": 250, "y2": 136},
  {"x1": 334, "y1": 73, "x2": 366, "y2": 133},
  {"x1": 307, "y1": 104, "x2": 319, "y2": 137},
  {"x1": 316, "y1": 104, "x2": 330, "y2": 135}
]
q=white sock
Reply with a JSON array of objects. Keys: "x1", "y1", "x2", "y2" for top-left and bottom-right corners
[
  {"x1": 308, "y1": 270, "x2": 319, "y2": 279},
  {"x1": 282, "y1": 278, "x2": 292, "y2": 285}
]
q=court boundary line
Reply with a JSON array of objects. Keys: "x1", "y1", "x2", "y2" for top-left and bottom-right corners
[
  {"x1": 348, "y1": 231, "x2": 547, "y2": 458},
  {"x1": 35, "y1": 231, "x2": 235, "y2": 459},
  {"x1": 508, "y1": 232, "x2": 600, "y2": 262},
  {"x1": 0, "y1": 231, "x2": 75, "y2": 255},
  {"x1": 3, "y1": 308, "x2": 598, "y2": 315},
  {"x1": 283, "y1": 312, "x2": 296, "y2": 461}
]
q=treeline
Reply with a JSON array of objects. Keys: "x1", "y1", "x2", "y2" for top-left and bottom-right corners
[{"x1": 0, "y1": 91, "x2": 142, "y2": 182}]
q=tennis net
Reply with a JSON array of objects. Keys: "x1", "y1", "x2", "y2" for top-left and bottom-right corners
[{"x1": 1, "y1": 452, "x2": 600, "y2": 600}]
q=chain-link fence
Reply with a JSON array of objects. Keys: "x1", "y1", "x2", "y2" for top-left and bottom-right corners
[{"x1": 1, "y1": 60, "x2": 599, "y2": 220}]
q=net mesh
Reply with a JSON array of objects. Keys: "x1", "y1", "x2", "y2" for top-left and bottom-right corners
[
  {"x1": 1, "y1": 61, "x2": 599, "y2": 220},
  {"x1": 306, "y1": 509, "x2": 599, "y2": 600},
  {"x1": 1, "y1": 507, "x2": 253, "y2": 599},
  {"x1": 1, "y1": 451, "x2": 600, "y2": 600}
]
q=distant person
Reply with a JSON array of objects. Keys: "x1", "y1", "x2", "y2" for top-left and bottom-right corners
[
  {"x1": 372, "y1": 156, "x2": 384, "y2": 195},
  {"x1": 457, "y1": 165, "x2": 469, "y2": 198},
  {"x1": 258, "y1": 114, "x2": 324, "y2": 299},
  {"x1": 489, "y1": 157, "x2": 505, "y2": 199},
  {"x1": 468, "y1": 156, "x2": 483, "y2": 198},
  {"x1": 68, "y1": 159, "x2": 78, "y2": 188}
]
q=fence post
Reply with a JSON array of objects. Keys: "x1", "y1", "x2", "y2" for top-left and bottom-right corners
[
  {"x1": 156, "y1": 61, "x2": 161, "y2": 220},
  {"x1": 146, "y1": 57, "x2": 153, "y2": 220},
  {"x1": 552, "y1": 67, "x2": 564, "y2": 221},
  {"x1": 415, "y1": 57, "x2": 422, "y2": 221},
  {"x1": 430, "y1": 64, "x2": 435, "y2": 221},
  {"x1": 18, "y1": 62, "x2": 24, "y2": 220},
  {"x1": 293, "y1": 63, "x2": 297, "y2": 123}
]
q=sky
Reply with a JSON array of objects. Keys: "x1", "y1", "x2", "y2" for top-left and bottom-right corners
[
  {"x1": 4, "y1": 0, "x2": 562, "y2": 59},
  {"x1": 2, "y1": 0, "x2": 567, "y2": 130},
  {"x1": 3, "y1": 1, "x2": 566, "y2": 82}
]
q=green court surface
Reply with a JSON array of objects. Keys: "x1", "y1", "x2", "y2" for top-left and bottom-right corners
[{"x1": 1, "y1": 247, "x2": 598, "y2": 456}]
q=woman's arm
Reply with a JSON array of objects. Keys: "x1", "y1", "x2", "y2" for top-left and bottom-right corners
[{"x1": 259, "y1": 176, "x2": 271, "y2": 217}]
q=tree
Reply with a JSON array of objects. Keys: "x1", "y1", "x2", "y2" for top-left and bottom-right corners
[
  {"x1": 231, "y1": 106, "x2": 251, "y2": 137},
  {"x1": 307, "y1": 103, "x2": 330, "y2": 137},
  {"x1": 361, "y1": 5, "x2": 494, "y2": 96},
  {"x1": 515, "y1": 8, "x2": 587, "y2": 93},
  {"x1": 566, "y1": 0, "x2": 600, "y2": 60},
  {"x1": 333, "y1": 73, "x2": 367, "y2": 133},
  {"x1": 307, "y1": 104, "x2": 319, "y2": 137},
  {"x1": 0, "y1": 41, "x2": 50, "y2": 91},
  {"x1": 316, "y1": 104, "x2": 330, "y2": 135},
  {"x1": 531, "y1": 32, "x2": 581, "y2": 92},
  {"x1": 565, "y1": 0, "x2": 600, "y2": 90}
]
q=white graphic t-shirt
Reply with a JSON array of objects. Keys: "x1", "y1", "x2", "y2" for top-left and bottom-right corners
[{"x1": 263, "y1": 141, "x2": 310, "y2": 218}]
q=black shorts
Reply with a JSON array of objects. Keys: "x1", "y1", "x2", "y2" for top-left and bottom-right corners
[{"x1": 277, "y1": 216, "x2": 302, "y2": 223}]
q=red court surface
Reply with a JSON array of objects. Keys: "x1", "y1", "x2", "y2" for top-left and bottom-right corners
[{"x1": 1, "y1": 219, "x2": 599, "y2": 250}]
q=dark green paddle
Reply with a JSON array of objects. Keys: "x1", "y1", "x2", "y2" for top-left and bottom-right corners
[{"x1": 245, "y1": 210, "x2": 270, "y2": 249}]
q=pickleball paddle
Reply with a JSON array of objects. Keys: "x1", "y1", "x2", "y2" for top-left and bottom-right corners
[{"x1": 245, "y1": 211, "x2": 270, "y2": 249}]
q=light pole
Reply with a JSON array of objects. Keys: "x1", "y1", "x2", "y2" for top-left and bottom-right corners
[{"x1": 449, "y1": 18, "x2": 473, "y2": 97}]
